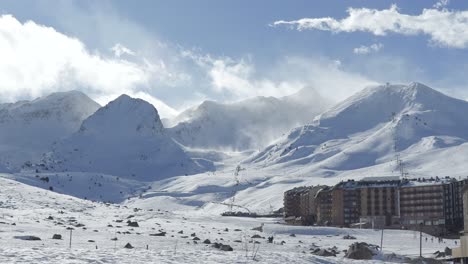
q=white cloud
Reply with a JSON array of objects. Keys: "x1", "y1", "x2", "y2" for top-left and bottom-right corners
[
  {"x1": 273, "y1": 4, "x2": 468, "y2": 48},
  {"x1": 0, "y1": 14, "x2": 179, "y2": 118},
  {"x1": 433, "y1": 0, "x2": 449, "y2": 9},
  {"x1": 183, "y1": 51, "x2": 377, "y2": 103},
  {"x1": 353, "y1": 43, "x2": 384, "y2": 54},
  {"x1": 111, "y1": 43, "x2": 136, "y2": 57},
  {"x1": 0, "y1": 12, "x2": 382, "y2": 118}
]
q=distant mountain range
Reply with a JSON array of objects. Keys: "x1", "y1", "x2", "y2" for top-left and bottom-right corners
[
  {"x1": 2, "y1": 82, "x2": 468, "y2": 211},
  {"x1": 0, "y1": 87, "x2": 330, "y2": 178}
]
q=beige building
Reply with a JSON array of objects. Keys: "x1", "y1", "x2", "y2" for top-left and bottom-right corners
[
  {"x1": 452, "y1": 185, "x2": 468, "y2": 262},
  {"x1": 315, "y1": 187, "x2": 332, "y2": 225}
]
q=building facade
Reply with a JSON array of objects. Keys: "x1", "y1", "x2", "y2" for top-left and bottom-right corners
[
  {"x1": 283, "y1": 185, "x2": 324, "y2": 225},
  {"x1": 451, "y1": 185, "x2": 468, "y2": 263},
  {"x1": 284, "y1": 176, "x2": 468, "y2": 234},
  {"x1": 315, "y1": 187, "x2": 333, "y2": 225}
]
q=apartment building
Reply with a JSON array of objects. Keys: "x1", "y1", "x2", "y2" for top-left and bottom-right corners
[
  {"x1": 283, "y1": 185, "x2": 324, "y2": 225},
  {"x1": 283, "y1": 176, "x2": 468, "y2": 234}
]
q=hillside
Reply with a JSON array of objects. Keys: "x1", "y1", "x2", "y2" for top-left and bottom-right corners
[
  {"x1": 0, "y1": 91, "x2": 100, "y2": 171},
  {"x1": 167, "y1": 87, "x2": 331, "y2": 150},
  {"x1": 41, "y1": 94, "x2": 205, "y2": 180},
  {"x1": 248, "y1": 82, "x2": 468, "y2": 171},
  {"x1": 134, "y1": 82, "x2": 468, "y2": 213}
]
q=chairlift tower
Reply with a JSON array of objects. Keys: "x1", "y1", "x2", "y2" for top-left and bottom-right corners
[
  {"x1": 229, "y1": 165, "x2": 241, "y2": 212},
  {"x1": 391, "y1": 112, "x2": 409, "y2": 179}
]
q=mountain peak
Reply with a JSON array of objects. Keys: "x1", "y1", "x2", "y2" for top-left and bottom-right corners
[{"x1": 80, "y1": 94, "x2": 164, "y2": 137}]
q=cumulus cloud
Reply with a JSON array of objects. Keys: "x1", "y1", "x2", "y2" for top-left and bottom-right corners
[
  {"x1": 0, "y1": 14, "x2": 179, "y2": 118},
  {"x1": 273, "y1": 4, "x2": 468, "y2": 48},
  {"x1": 0, "y1": 12, "x2": 382, "y2": 118},
  {"x1": 353, "y1": 43, "x2": 384, "y2": 54}
]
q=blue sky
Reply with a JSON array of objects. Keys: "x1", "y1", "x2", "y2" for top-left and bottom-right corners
[{"x1": 1, "y1": 0, "x2": 468, "y2": 117}]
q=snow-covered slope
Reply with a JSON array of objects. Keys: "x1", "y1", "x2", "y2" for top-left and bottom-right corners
[
  {"x1": 129, "y1": 82, "x2": 468, "y2": 214},
  {"x1": 167, "y1": 87, "x2": 331, "y2": 150},
  {"x1": 0, "y1": 91, "x2": 100, "y2": 171},
  {"x1": 0, "y1": 175, "x2": 454, "y2": 263},
  {"x1": 248, "y1": 82, "x2": 468, "y2": 171},
  {"x1": 42, "y1": 95, "x2": 205, "y2": 180}
]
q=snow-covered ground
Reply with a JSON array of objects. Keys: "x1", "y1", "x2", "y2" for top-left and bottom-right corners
[{"x1": 0, "y1": 177, "x2": 457, "y2": 263}]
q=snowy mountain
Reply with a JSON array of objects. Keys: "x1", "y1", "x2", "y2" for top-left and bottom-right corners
[
  {"x1": 43, "y1": 94, "x2": 205, "y2": 180},
  {"x1": 248, "y1": 82, "x2": 468, "y2": 173},
  {"x1": 167, "y1": 87, "x2": 331, "y2": 150},
  {"x1": 138, "y1": 82, "x2": 468, "y2": 215},
  {"x1": 3, "y1": 83, "x2": 468, "y2": 215},
  {"x1": 0, "y1": 91, "x2": 100, "y2": 171}
]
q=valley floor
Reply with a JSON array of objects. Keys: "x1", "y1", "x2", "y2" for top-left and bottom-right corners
[{"x1": 0, "y1": 177, "x2": 457, "y2": 263}]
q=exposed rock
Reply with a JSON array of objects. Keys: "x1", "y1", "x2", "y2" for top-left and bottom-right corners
[
  {"x1": 149, "y1": 232, "x2": 166, "y2": 236},
  {"x1": 203, "y1": 239, "x2": 211, "y2": 244},
  {"x1": 212, "y1": 242, "x2": 221, "y2": 249},
  {"x1": 14, "y1": 235, "x2": 41, "y2": 241},
  {"x1": 220, "y1": 244, "x2": 233, "y2": 251},
  {"x1": 312, "y1": 248, "x2": 336, "y2": 257},
  {"x1": 343, "y1": 234, "x2": 356, "y2": 240},
  {"x1": 52, "y1": 234, "x2": 62, "y2": 240},
  {"x1": 127, "y1": 221, "x2": 139, "y2": 227},
  {"x1": 345, "y1": 242, "x2": 378, "y2": 260},
  {"x1": 124, "y1": 243, "x2": 134, "y2": 249}
]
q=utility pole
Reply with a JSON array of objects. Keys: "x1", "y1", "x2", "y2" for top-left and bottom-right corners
[
  {"x1": 419, "y1": 223, "x2": 423, "y2": 258},
  {"x1": 69, "y1": 229, "x2": 72, "y2": 249},
  {"x1": 380, "y1": 229, "x2": 384, "y2": 251}
]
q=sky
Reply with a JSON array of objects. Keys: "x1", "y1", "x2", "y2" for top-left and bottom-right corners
[{"x1": 1, "y1": 0, "x2": 468, "y2": 118}]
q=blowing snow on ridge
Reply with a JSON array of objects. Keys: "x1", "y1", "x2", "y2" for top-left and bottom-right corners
[
  {"x1": 167, "y1": 87, "x2": 331, "y2": 150},
  {"x1": 249, "y1": 82, "x2": 468, "y2": 176}
]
